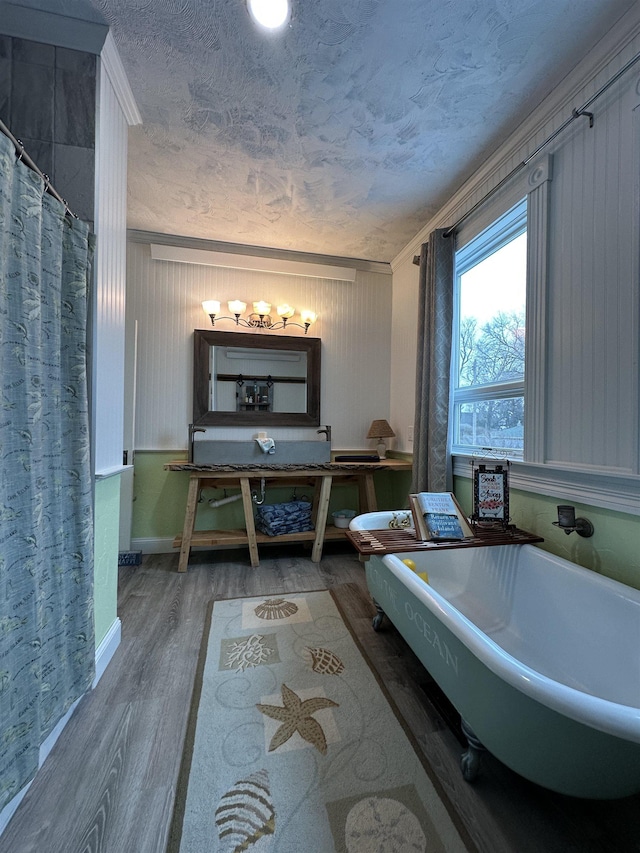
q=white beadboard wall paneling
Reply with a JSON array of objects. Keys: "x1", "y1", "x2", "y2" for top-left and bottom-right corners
[
  {"x1": 545, "y1": 63, "x2": 639, "y2": 473},
  {"x1": 127, "y1": 240, "x2": 392, "y2": 450},
  {"x1": 93, "y1": 56, "x2": 129, "y2": 476},
  {"x1": 389, "y1": 253, "x2": 420, "y2": 453},
  {"x1": 633, "y1": 102, "x2": 640, "y2": 475}
]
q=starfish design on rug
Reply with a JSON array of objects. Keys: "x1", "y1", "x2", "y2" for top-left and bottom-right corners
[{"x1": 256, "y1": 683, "x2": 338, "y2": 755}]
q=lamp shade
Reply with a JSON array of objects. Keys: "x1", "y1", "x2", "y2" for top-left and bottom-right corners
[{"x1": 366, "y1": 419, "x2": 395, "y2": 439}]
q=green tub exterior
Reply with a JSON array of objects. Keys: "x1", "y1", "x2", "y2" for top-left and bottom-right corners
[{"x1": 366, "y1": 554, "x2": 640, "y2": 799}]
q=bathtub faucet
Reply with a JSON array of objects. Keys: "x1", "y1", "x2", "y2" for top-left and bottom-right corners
[{"x1": 188, "y1": 423, "x2": 206, "y2": 463}]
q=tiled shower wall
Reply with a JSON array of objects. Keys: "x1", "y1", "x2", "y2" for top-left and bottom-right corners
[{"x1": 0, "y1": 35, "x2": 95, "y2": 223}]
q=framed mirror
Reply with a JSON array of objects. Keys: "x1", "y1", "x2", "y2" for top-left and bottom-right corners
[{"x1": 193, "y1": 329, "x2": 321, "y2": 426}]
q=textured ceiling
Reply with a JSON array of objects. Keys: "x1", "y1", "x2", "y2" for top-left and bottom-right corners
[{"x1": 90, "y1": 0, "x2": 635, "y2": 262}]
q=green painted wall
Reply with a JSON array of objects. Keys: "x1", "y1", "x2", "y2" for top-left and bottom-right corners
[
  {"x1": 131, "y1": 451, "x2": 412, "y2": 543},
  {"x1": 454, "y1": 476, "x2": 640, "y2": 590},
  {"x1": 131, "y1": 454, "x2": 639, "y2": 590},
  {"x1": 94, "y1": 476, "x2": 120, "y2": 647}
]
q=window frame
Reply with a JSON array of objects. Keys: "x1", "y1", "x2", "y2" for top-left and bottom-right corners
[{"x1": 450, "y1": 198, "x2": 528, "y2": 459}]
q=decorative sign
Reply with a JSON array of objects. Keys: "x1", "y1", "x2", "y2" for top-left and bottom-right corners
[{"x1": 473, "y1": 463, "x2": 509, "y2": 527}]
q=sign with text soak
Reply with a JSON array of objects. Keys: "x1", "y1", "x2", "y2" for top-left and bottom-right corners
[{"x1": 473, "y1": 464, "x2": 509, "y2": 523}]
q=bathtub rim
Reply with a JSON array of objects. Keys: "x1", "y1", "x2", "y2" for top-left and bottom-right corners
[{"x1": 381, "y1": 548, "x2": 640, "y2": 744}]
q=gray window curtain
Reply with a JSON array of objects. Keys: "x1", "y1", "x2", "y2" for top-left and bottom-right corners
[
  {"x1": 411, "y1": 230, "x2": 455, "y2": 493},
  {"x1": 0, "y1": 133, "x2": 95, "y2": 809}
]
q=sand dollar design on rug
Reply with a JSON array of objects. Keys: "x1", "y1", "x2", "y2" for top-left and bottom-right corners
[
  {"x1": 305, "y1": 646, "x2": 345, "y2": 675},
  {"x1": 254, "y1": 598, "x2": 298, "y2": 620},
  {"x1": 224, "y1": 634, "x2": 273, "y2": 672},
  {"x1": 214, "y1": 768, "x2": 275, "y2": 852},
  {"x1": 345, "y1": 796, "x2": 426, "y2": 852},
  {"x1": 256, "y1": 683, "x2": 338, "y2": 754}
]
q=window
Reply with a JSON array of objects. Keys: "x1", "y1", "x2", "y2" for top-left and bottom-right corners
[{"x1": 451, "y1": 199, "x2": 527, "y2": 457}]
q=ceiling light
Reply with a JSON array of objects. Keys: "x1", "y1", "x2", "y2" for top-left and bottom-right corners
[{"x1": 247, "y1": 0, "x2": 289, "y2": 29}]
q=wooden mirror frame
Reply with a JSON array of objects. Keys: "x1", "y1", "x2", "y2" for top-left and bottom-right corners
[{"x1": 193, "y1": 329, "x2": 321, "y2": 426}]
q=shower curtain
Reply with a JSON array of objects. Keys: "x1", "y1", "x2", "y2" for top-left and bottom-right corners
[{"x1": 0, "y1": 133, "x2": 95, "y2": 810}]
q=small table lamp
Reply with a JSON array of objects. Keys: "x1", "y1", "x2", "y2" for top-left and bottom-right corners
[{"x1": 366, "y1": 419, "x2": 395, "y2": 459}]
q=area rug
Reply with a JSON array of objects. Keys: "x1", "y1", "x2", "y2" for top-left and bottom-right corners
[{"x1": 169, "y1": 589, "x2": 473, "y2": 852}]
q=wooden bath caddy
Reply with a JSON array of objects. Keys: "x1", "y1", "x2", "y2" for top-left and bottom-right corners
[{"x1": 346, "y1": 525, "x2": 543, "y2": 556}]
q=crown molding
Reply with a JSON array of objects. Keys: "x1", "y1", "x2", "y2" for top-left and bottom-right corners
[{"x1": 100, "y1": 32, "x2": 142, "y2": 127}]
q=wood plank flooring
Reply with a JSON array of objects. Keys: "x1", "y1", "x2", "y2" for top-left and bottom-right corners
[{"x1": 1, "y1": 544, "x2": 639, "y2": 853}]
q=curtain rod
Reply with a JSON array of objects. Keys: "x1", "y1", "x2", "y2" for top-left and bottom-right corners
[
  {"x1": 0, "y1": 118, "x2": 77, "y2": 218},
  {"x1": 442, "y1": 48, "x2": 640, "y2": 240}
]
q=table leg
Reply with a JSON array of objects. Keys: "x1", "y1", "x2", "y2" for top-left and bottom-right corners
[
  {"x1": 312, "y1": 475, "x2": 332, "y2": 562},
  {"x1": 240, "y1": 477, "x2": 260, "y2": 568},
  {"x1": 178, "y1": 474, "x2": 200, "y2": 573},
  {"x1": 360, "y1": 472, "x2": 378, "y2": 512}
]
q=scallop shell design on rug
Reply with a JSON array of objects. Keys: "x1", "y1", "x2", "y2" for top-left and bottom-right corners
[
  {"x1": 306, "y1": 646, "x2": 345, "y2": 675},
  {"x1": 214, "y1": 769, "x2": 275, "y2": 852},
  {"x1": 254, "y1": 598, "x2": 298, "y2": 620},
  {"x1": 345, "y1": 797, "x2": 426, "y2": 852}
]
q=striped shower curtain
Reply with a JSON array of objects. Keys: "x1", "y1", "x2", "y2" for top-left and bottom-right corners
[{"x1": 0, "y1": 133, "x2": 95, "y2": 809}]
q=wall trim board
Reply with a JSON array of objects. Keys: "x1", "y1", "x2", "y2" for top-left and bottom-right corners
[
  {"x1": 95, "y1": 464, "x2": 132, "y2": 480},
  {"x1": 391, "y1": 4, "x2": 640, "y2": 272},
  {"x1": 132, "y1": 537, "x2": 265, "y2": 556},
  {"x1": 93, "y1": 616, "x2": 121, "y2": 686},
  {"x1": 150, "y1": 243, "x2": 358, "y2": 282},
  {"x1": 132, "y1": 537, "x2": 177, "y2": 554},
  {"x1": 130, "y1": 229, "x2": 392, "y2": 277},
  {"x1": 453, "y1": 456, "x2": 640, "y2": 517}
]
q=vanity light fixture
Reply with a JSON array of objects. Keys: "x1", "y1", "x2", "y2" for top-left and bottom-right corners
[{"x1": 202, "y1": 299, "x2": 317, "y2": 333}]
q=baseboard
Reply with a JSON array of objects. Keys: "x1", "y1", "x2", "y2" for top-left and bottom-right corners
[
  {"x1": 0, "y1": 618, "x2": 121, "y2": 838},
  {"x1": 131, "y1": 536, "x2": 176, "y2": 554},
  {"x1": 93, "y1": 617, "x2": 122, "y2": 687}
]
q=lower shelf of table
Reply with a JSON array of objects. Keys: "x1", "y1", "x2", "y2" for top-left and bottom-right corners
[{"x1": 173, "y1": 526, "x2": 350, "y2": 549}]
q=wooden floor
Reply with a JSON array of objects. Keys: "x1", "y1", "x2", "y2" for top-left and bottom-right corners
[{"x1": 2, "y1": 544, "x2": 640, "y2": 853}]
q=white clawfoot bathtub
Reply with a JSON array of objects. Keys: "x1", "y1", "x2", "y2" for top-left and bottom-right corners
[{"x1": 351, "y1": 512, "x2": 640, "y2": 799}]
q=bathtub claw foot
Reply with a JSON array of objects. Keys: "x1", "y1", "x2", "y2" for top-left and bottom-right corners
[
  {"x1": 460, "y1": 720, "x2": 485, "y2": 783},
  {"x1": 372, "y1": 601, "x2": 386, "y2": 631}
]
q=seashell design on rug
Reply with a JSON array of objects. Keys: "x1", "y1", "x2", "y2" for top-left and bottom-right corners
[
  {"x1": 254, "y1": 598, "x2": 299, "y2": 620},
  {"x1": 214, "y1": 769, "x2": 275, "y2": 850},
  {"x1": 305, "y1": 646, "x2": 345, "y2": 675}
]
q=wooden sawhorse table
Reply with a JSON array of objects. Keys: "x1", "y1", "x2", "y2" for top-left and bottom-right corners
[{"x1": 164, "y1": 460, "x2": 411, "y2": 571}]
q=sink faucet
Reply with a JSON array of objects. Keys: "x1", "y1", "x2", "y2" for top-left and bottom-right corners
[
  {"x1": 317, "y1": 425, "x2": 331, "y2": 443},
  {"x1": 188, "y1": 423, "x2": 206, "y2": 462}
]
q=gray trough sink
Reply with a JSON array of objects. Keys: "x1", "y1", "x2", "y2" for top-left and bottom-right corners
[{"x1": 192, "y1": 439, "x2": 331, "y2": 465}]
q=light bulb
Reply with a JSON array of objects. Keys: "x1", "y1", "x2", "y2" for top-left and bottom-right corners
[
  {"x1": 277, "y1": 304, "x2": 295, "y2": 319},
  {"x1": 253, "y1": 301, "x2": 272, "y2": 316},
  {"x1": 202, "y1": 300, "x2": 220, "y2": 315},
  {"x1": 248, "y1": 0, "x2": 289, "y2": 29},
  {"x1": 228, "y1": 300, "x2": 247, "y2": 315},
  {"x1": 300, "y1": 310, "x2": 317, "y2": 326}
]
